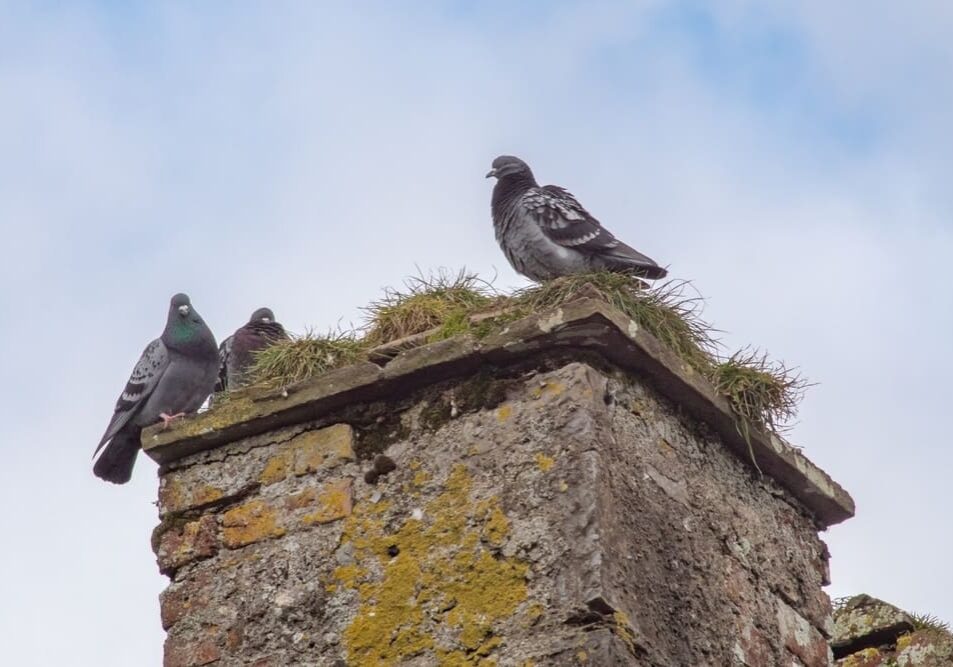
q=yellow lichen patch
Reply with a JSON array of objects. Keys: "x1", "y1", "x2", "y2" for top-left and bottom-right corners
[
  {"x1": 159, "y1": 478, "x2": 225, "y2": 515},
  {"x1": 531, "y1": 381, "x2": 565, "y2": 400},
  {"x1": 168, "y1": 395, "x2": 257, "y2": 439},
  {"x1": 558, "y1": 480, "x2": 569, "y2": 492},
  {"x1": 285, "y1": 487, "x2": 317, "y2": 510},
  {"x1": 301, "y1": 478, "x2": 354, "y2": 525},
  {"x1": 535, "y1": 453, "x2": 555, "y2": 472},
  {"x1": 413, "y1": 470, "x2": 432, "y2": 487},
  {"x1": 840, "y1": 647, "x2": 882, "y2": 667},
  {"x1": 496, "y1": 404, "x2": 512, "y2": 422},
  {"x1": 338, "y1": 465, "x2": 529, "y2": 665},
  {"x1": 613, "y1": 611, "x2": 639, "y2": 654},
  {"x1": 259, "y1": 424, "x2": 355, "y2": 485},
  {"x1": 293, "y1": 424, "x2": 355, "y2": 475},
  {"x1": 333, "y1": 564, "x2": 363, "y2": 590},
  {"x1": 221, "y1": 499, "x2": 285, "y2": 548},
  {"x1": 259, "y1": 451, "x2": 291, "y2": 485},
  {"x1": 575, "y1": 650, "x2": 588, "y2": 663},
  {"x1": 480, "y1": 503, "x2": 509, "y2": 547}
]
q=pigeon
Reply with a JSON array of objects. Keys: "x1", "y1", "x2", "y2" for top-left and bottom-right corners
[
  {"x1": 215, "y1": 307, "x2": 288, "y2": 393},
  {"x1": 486, "y1": 155, "x2": 668, "y2": 282},
  {"x1": 93, "y1": 293, "x2": 219, "y2": 484}
]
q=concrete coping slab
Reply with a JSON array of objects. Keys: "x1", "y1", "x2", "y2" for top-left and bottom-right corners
[{"x1": 142, "y1": 296, "x2": 854, "y2": 527}]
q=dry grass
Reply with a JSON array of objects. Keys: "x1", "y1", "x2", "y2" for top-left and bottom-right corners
[
  {"x1": 245, "y1": 329, "x2": 368, "y2": 388},
  {"x1": 363, "y1": 269, "x2": 499, "y2": 346}
]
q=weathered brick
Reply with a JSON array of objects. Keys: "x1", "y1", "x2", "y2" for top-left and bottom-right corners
[
  {"x1": 222, "y1": 499, "x2": 286, "y2": 548},
  {"x1": 258, "y1": 423, "x2": 355, "y2": 485},
  {"x1": 300, "y1": 478, "x2": 353, "y2": 525},
  {"x1": 159, "y1": 477, "x2": 226, "y2": 516},
  {"x1": 160, "y1": 570, "x2": 215, "y2": 630},
  {"x1": 156, "y1": 516, "x2": 219, "y2": 574},
  {"x1": 777, "y1": 598, "x2": 832, "y2": 666},
  {"x1": 164, "y1": 632, "x2": 221, "y2": 667}
]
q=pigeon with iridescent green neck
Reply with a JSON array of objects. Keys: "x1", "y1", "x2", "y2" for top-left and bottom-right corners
[
  {"x1": 215, "y1": 307, "x2": 288, "y2": 393},
  {"x1": 93, "y1": 293, "x2": 219, "y2": 484}
]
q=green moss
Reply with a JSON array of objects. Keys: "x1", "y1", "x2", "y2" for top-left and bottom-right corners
[
  {"x1": 354, "y1": 412, "x2": 410, "y2": 461},
  {"x1": 419, "y1": 397, "x2": 453, "y2": 432},
  {"x1": 455, "y1": 371, "x2": 513, "y2": 413},
  {"x1": 337, "y1": 465, "x2": 529, "y2": 665}
]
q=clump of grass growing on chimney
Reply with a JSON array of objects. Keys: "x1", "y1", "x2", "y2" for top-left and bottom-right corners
[
  {"x1": 910, "y1": 612, "x2": 952, "y2": 637},
  {"x1": 709, "y1": 348, "x2": 810, "y2": 435},
  {"x1": 246, "y1": 329, "x2": 367, "y2": 388},
  {"x1": 514, "y1": 273, "x2": 718, "y2": 375},
  {"x1": 363, "y1": 269, "x2": 500, "y2": 346}
]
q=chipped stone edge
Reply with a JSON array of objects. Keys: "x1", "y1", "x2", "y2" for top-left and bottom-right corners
[{"x1": 142, "y1": 297, "x2": 854, "y2": 527}]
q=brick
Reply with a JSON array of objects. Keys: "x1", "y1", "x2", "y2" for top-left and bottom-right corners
[
  {"x1": 222, "y1": 499, "x2": 286, "y2": 548},
  {"x1": 258, "y1": 424, "x2": 355, "y2": 485},
  {"x1": 164, "y1": 632, "x2": 221, "y2": 667},
  {"x1": 777, "y1": 598, "x2": 832, "y2": 667},
  {"x1": 300, "y1": 478, "x2": 353, "y2": 525},
  {"x1": 159, "y1": 477, "x2": 226, "y2": 516},
  {"x1": 156, "y1": 516, "x2": 219, "y2": 574}
]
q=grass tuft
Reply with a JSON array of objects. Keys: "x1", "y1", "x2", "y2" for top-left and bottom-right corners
[
  {"x1": 213, "y1": 268, "x2": 810, "y2": 441},
  {"x1": 514, "y1": 274, "x2": 719, "y2": 375},
  {"x1": 246, "y1": 329, "x2": 368, "y2": 388},
  {"x1": 363, "y1": 269, "x2": 499, "y2": 346},
  {"x1": 910, "y1": 612, "x2": 952, "y2": 636},
  {"x1": 709, "y1": 348, "x2": 811, "y2": 435}
]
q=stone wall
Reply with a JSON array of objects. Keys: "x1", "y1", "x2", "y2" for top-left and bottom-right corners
[
  {"x1": 832, "y1": 595, "x2": 953, "y2": 666},
  {"x1": 146, "y1": 298, "x2": 854, "y2": 666}
]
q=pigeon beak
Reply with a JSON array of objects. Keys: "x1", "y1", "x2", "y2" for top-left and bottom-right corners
[
  {"x1": 485, "y1": 168, "x2": 497, "y2": 179},
  {"x1": 262, "y1": 317, "x2": 271, "y2": 323}
]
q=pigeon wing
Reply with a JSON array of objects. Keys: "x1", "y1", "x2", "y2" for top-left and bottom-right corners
[
  {"x1": 523, "y1": 186, "x2": 666, "y2": 279},
  {"x1": 521, "y1": 186, "x2": 623, "y2": 253},
  {"x1": 95, "y1": 338, "x2": 170, "y2": 455},
  {"x1": 215, "y1": 335, "x2": 233, "y2": 393}
]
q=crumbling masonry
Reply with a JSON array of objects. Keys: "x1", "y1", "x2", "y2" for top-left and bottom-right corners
[{"x1": 146, "y1": 297, "x2": 854, "y2": 666}]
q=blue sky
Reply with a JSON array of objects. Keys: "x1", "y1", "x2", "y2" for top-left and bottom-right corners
[{"x1": 2, "y1": 2, "x2": 952, "y2": 664}]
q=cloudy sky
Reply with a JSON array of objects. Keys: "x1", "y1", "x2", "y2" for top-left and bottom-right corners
[{"x1": 2, "y1": 1, "x2": 951, "y2": 664}]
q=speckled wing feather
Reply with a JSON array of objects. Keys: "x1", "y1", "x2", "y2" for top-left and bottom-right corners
[
  {"x1": 94, "y1": 338, "x2": 169, "y2": 455},
  {"x1": 521, "y1": 186, "x2": 623, "y2": 252},
  {"x1": 215, "y1": 335, "x2": 234, "y2": 393},
  {"x1": 522, "y1": 185, "x2": 666, "y2": 279}
]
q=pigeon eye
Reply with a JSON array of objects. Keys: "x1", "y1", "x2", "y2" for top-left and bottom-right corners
[{"x1": 178, "y1": 305, "x2": 190, "y2": 315}]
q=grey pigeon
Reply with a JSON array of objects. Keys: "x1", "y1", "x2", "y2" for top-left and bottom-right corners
[
  {"x1": 486, "y1": 155, "x2": 667, "y2": 281},
  {"x1": 93, "y1": 293, "x2": 219, "y2": 484},
  {"x1": 215, "y1": 307, "x2": 288, "y2": 393}
]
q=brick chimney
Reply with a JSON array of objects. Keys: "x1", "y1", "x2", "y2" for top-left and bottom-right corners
[{"x1": 146, "y1": 296, "x2": 853, "y2": 666}]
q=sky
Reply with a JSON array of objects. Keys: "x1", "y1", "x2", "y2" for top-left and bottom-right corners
[{"x1": 1, "y1": 1, "x2": 951, "y2": 664}]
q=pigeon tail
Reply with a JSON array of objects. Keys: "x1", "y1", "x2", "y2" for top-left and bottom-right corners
[
  {"x1": 93, "y1": 430, "x2": 141, "y2": 484},
  {"x1": 600, "y1": 243, "x2": 669, "y2": 280}
]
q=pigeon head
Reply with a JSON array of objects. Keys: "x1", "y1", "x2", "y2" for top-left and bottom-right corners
[
  {"x1": 164, "y1": 293, "x2": 216, "y2": 353},
  {"x1": 248, "y1": 307, "x2": 275, "y2": 324},
  {"x1": 486, "y1": 155, "x2": 535, "y2": 181}
]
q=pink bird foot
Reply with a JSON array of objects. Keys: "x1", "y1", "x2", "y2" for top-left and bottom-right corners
[{"x1": 159, "y1": 412, "x2": 186, "y2": 430}]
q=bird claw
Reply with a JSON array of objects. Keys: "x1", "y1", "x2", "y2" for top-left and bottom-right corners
[{"x1": 159, "y1": 412, "x2": 186, "y2": 430}]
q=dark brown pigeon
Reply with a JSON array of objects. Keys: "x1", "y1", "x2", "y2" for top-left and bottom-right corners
[{"x1": 215, "y1": 307, "x2": 289, "y2": 393}]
